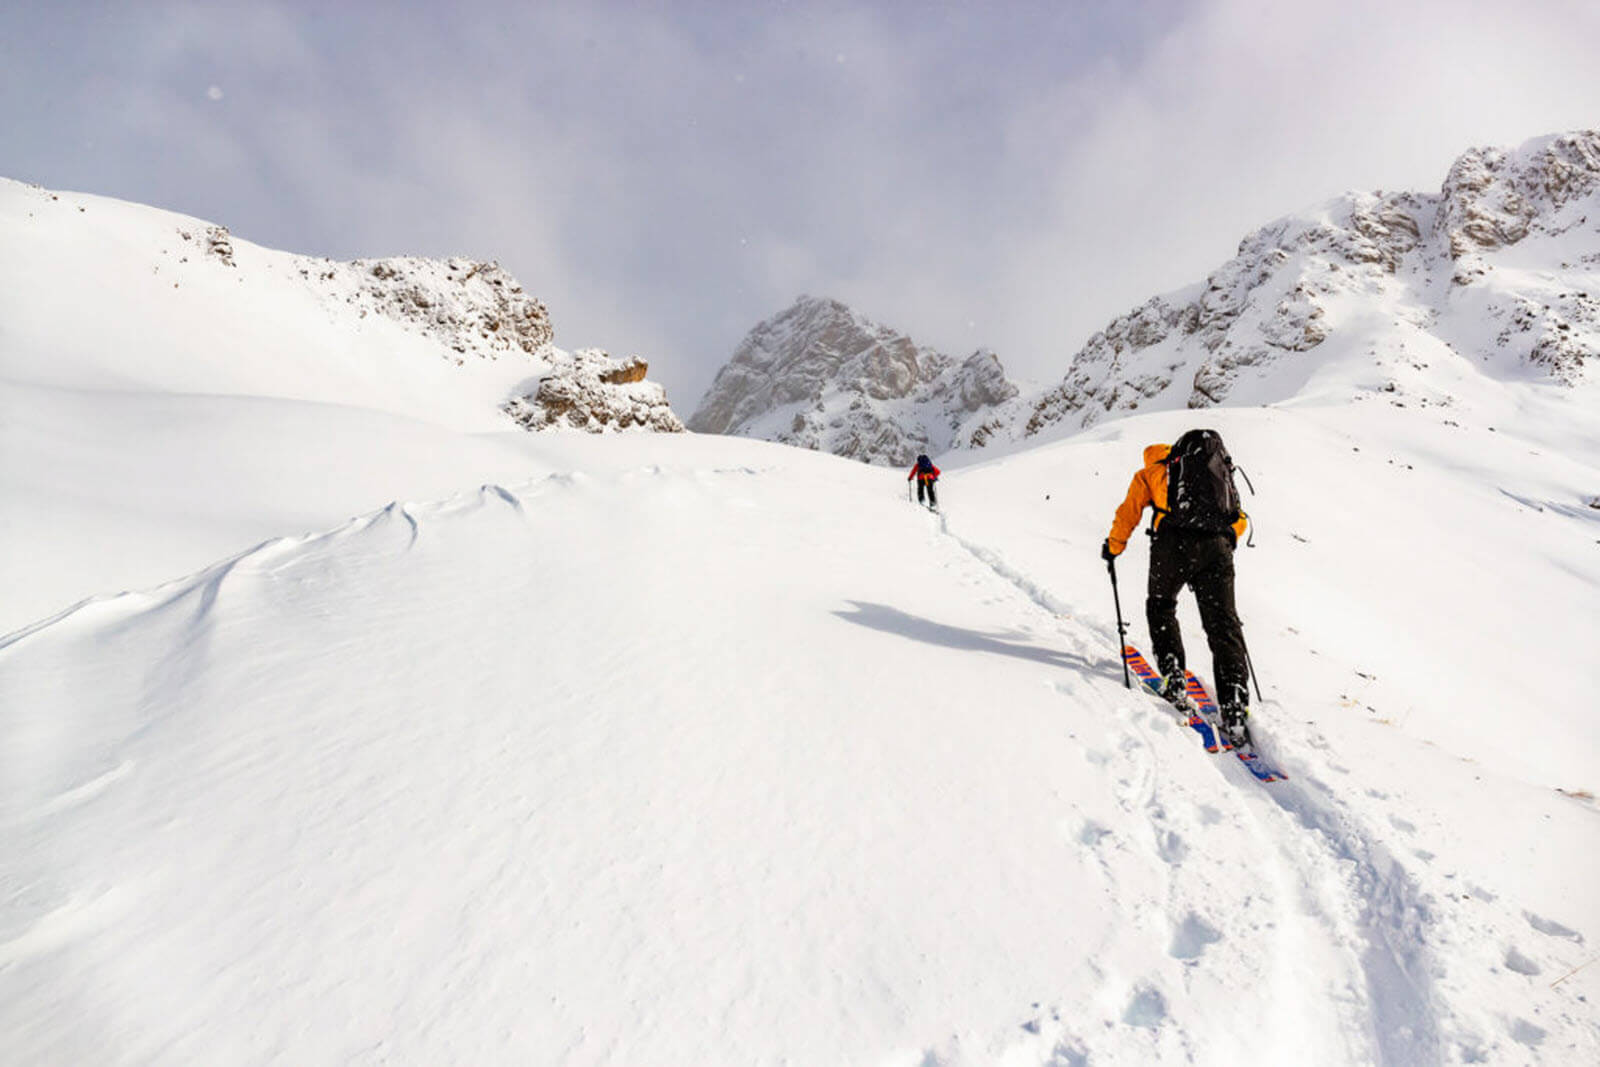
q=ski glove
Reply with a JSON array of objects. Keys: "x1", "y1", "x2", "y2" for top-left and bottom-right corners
[{"x1": 1100, "y1": 538, "x2": 1117, "y2": 562}]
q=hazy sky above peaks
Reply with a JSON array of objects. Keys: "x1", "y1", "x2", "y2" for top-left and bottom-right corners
[{"x1": 4, "y1": 1, "x2": 1598, "y2": 407}]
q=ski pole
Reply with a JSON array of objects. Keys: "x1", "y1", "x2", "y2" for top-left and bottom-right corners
[
  {"x1": 1241, "y1": 631, "x2": 1265, "y2": 703},
  {"x1": 1108, "y1": 556, "x2": 1131, "y2": 688}
]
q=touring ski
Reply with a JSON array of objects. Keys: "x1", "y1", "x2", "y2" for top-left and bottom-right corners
[
  {"x1": 1184, "y1": 670, "x2": 1289, "y2": 783},
  {"x1": 1123, "y1": 646, "x2": 1219, "y2": 752}
]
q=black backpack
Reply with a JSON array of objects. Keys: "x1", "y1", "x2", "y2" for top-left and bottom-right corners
[
  {"x1": 916, "y1": 454, "x2": 935, "y2": 474},
  {"x1": 1160, "y1": 429, "x2": 1241, "y2": 533}
]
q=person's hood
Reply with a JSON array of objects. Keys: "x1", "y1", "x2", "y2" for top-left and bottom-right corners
[{"x1": 1142, "y1": 443, "x2": 1170, "y2": 467}]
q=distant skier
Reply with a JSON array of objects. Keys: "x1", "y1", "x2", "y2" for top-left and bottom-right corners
[
  {"x1": 908, "y1": 454, "x2": 940, "y2": 509},
  {"x1": 1100, "y1": 430, "x2": 1252, "y2": 743}
]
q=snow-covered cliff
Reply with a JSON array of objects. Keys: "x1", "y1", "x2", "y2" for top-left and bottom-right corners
[
  {"x1": 688, "y1": 296, "x2": 1023, "y2": 465},
  {"x1": 1021, "y1": 130, "x2": 1600, "y2": 438}
]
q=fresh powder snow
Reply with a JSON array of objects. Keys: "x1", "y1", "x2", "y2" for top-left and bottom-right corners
[{"x1": 2, "y1": 173, "x2": 1598, "y2": 1066}]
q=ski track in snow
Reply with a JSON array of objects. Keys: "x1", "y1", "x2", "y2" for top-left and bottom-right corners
[{"x1": 927, "y1": 499, "x2": 1452, "y2": 1065}]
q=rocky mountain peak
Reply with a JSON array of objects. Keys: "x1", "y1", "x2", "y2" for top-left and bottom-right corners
[
  {"x1": 1438, "y1": 130, "x2": 1600, "y2": 277},
  {"x1": 689, "y1": 296, "x2": 1022, "y2": 465},
  {"x1": 1020, "y1": 128, "x2": 1599, "y2": 440}
]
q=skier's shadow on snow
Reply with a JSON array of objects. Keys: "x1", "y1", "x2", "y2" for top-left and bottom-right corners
[{"x1": 832, "y1": 601, "x2": 1111, "y2": 678}]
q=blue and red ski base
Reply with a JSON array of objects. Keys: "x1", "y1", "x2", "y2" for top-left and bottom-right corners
[
  {"x1": 1182, "y1": 668, "x2": 1289, "y2": 783},
  {"x1": 1123, "y1": 645, "x2": 1288, "y2": 783},
  {"x1": 1123, "y1": 646, "x2": 1219, "y2": 752}
]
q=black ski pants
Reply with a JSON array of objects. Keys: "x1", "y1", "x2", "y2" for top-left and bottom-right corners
[
  {"x1": 916, "y1": 479, "x2": 938, "y2": 507},
  {"x1": 1146, "y1": 530, "x2": 1249, "y2": 708}
]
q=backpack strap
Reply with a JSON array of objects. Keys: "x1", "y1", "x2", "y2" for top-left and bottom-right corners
[{"x1": 1147, "y1": 452, "x2": 1174, "y2": 536}]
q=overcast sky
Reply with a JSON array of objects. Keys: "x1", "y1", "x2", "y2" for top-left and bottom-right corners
[{"x1": 5, "y1": 1, "x2": 1598, "y2": 406}]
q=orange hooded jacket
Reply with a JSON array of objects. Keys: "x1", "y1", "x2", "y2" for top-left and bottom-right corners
[{"x1": 1106, "y1": 443, "x2": 1248, "y2": 556}]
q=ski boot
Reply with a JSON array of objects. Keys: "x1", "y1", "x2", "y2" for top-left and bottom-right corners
[
  {"x1": 1219, "y1": 704, "x2": 1251, "y2": 749},
  {"x1": 1158, "y1": 672, "x2": 1197, "y2": 723}
]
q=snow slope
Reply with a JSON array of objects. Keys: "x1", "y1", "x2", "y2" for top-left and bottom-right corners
[
  {"x1": 5, "y1": 423, "x2": 1598, "y2": 1063},
  {"x1": 0, "y1": 179, "x2": 676, "y2": 634},
  {"x1": 3, "y1": 177, "x2": 1599, "y2": 1064}
]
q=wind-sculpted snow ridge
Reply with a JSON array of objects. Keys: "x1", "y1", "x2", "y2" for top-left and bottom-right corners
[
  {"x1": 1023, "y1": 129, "x2": 1600, "y2": 437},
  {"x1": 689, "y1": 294, "x2": 1026, "y2": 465}
]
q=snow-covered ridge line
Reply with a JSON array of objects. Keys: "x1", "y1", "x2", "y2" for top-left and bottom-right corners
[
  {"x1": 0, "y1": 177, "x2": 684, "y2": 434},
  {"x1": 1022, "y1": 129, "x2": 1600, "y2": 437}
]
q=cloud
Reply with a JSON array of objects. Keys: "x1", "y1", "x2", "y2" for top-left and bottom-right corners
[
  {"x1": 852, "y1": 0, "x2": 1600, "y2": 386},
  {"x1": 2, "y1": 0, "x2": 1597, "y2": 408}
]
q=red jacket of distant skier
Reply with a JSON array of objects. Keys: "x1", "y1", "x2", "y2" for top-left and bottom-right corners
[{"x1": 907, "y1": 462, "x2": 940, "y2": 483}]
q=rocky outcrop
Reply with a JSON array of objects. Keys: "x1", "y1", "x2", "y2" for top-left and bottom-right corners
[
  {"x1": 317, "y1": 255, "x2": 682, "y2": 431},
  {"x1": 349, "y1": 256, "x2": 555, "y2": 359},
  {"x1": 275, "y1": 251, "x2": 680, "y2": 433},
  {"x1": 504, "y1": 349, "x2": 684, "y2": 433},
  {"x1": 1441, "y1": 131, "x2": 1600, "y2": 274},
  {"x1": 1020, "y1": 129, "x2": 1600, "y2": 438},
  {"x1": 689, "y1": 296, "x2": 1023, "y2": 465}
]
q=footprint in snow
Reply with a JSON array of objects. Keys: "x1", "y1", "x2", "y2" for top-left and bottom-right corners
[
  {"x1": 1156, "y1": 829, "x2": 1188, "y2": 866},
  {"x1": 1121, "y1": 985, "x2": 1168, "y2": 1029},
  {"x1": 1509, "y1": 1018, "x2": 1547, "y2": 1048},
  {"x1": 1525, "y1": 912, "x2": 1583, "y2": 943},
  {"x1": 1169, "y1": 913, "x2": 1223, "y2": 960},
  {"x1": 1503, "y1": 946, "x2": 1542, "y2": 976}
]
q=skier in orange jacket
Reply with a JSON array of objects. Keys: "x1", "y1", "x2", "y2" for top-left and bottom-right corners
[
  {"x1": 908, "y1": 454, "x2": 940, "y2": 509},
  {"x1": 1102, "y1": 434, "x2": 1252, "y2": 741}
]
